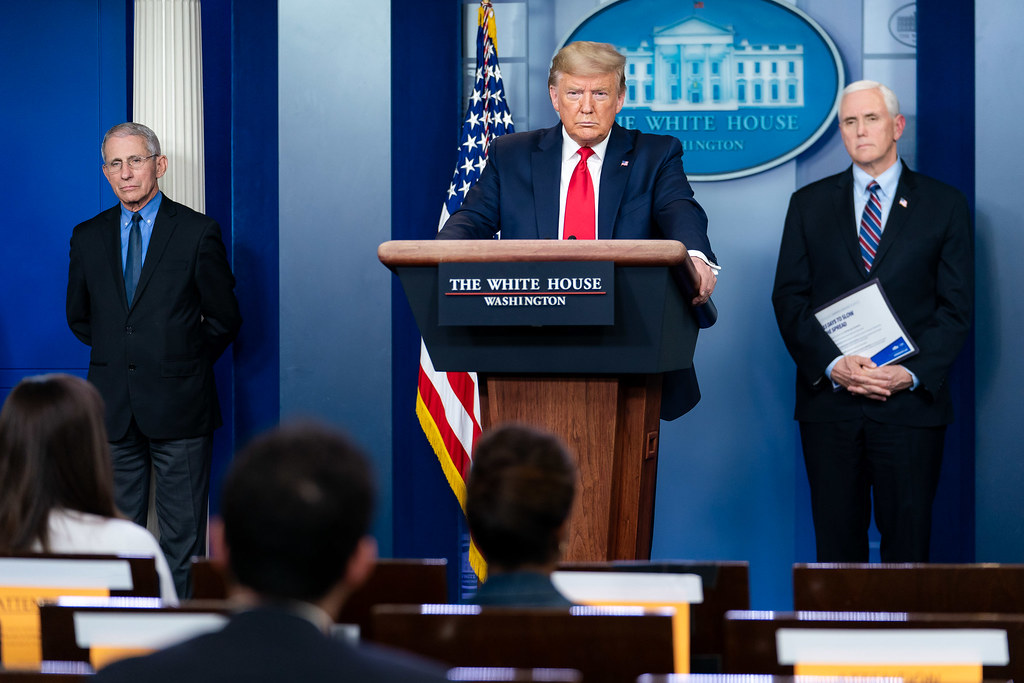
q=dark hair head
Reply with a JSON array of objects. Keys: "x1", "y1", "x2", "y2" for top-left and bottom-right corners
[
  {"x1": 222, "y1": 421, "x2": 375, "y2": 602},
  {"x1": 466, "y1": 424, "x2": 577, "y2": 570},
  {"x1": 0, "y1": 374, "x2": 117, "y2": 552}
]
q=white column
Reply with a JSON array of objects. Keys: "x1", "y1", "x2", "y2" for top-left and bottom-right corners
[
  {"x1": 134, "y1": 0, "x2": 205, "y2": 212},
  {"x1": 703, "y1": 44, "x2": 711, "y2": 105}
]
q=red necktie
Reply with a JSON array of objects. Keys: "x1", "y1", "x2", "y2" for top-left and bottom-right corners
[{"x1": 564, "y1": 147, "x2": 595, "y2": 240}]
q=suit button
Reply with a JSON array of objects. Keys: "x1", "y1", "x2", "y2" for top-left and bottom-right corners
[
  {"x1": 128, "y1": 364, "x2": 136, "y2": 372},
  {"x1": 125, "y1": 325, "x2": 134, "y2": 334}
]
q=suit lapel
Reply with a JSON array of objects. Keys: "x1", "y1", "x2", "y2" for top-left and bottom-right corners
[
  {"x1": 871, "y1": 161, "x2": 916, "y2": 271},
  {"x1": 598, "y1": 124, "x2": 634, "y2": 240},
  {"x1": 832, "y1": 168, "x2": 866, "y2": 278},
  {"x1": 104, "y1": 206, "x2": 130, "y2": 311},
  {"x1": 531, "y1": 125, "x2": 562, "y2": 239},
  {"x1": 130, "y1": 197, "x2": 177, "y2": 309}
]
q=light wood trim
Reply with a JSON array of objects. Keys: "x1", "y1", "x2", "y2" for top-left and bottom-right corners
[{"x1": 378, "y1": 239, "x2": 688, "y2": 266}]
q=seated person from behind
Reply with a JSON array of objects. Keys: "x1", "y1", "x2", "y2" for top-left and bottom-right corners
[
  {"x1": 94, "y1": 421, "x2": 447, "y2": 682},
  {"x1": 465, "y1": 424, "x2": 577, "y2": 607},
  {"x1": 0, "y1": 373, "x2": 177, "y2": 603}
]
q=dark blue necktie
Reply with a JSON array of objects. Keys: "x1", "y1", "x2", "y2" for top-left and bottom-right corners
[{"x1": 125, "y1": 212, "x2": 143, "y2": 305}]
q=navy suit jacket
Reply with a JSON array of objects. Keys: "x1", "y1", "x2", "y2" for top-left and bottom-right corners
[
  {"x1": 439, "y1": 123, "x2": 713, "y2": 257},
  {"x1": 93, "y1": 607, "x2": 448, "y2": 683},
  {"x1": 438, "y1": 123, "x2": 715, "y2": 419},
  {"x1": 466, "y1": 571, "x2": 573, "y2": 608},
  {"x1": 67, "y1": 196, "x2": 242, "y2": 440},
  {"x1": 772, "y1": 162, "x2": 973, "y2": 426}
]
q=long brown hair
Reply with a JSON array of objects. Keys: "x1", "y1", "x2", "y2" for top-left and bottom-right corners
[{"x1": 0, "y1": 374, "x2": 118, "y2": 551}]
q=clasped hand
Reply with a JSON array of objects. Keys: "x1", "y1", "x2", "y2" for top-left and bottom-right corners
[{"x1": 830, "y1": 355, "x2": 912, "y2": 401}]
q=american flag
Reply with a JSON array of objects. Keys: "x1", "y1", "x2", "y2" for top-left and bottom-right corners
[
  {"x1": 438, "y1": 2, "x2": 515, "y2": 226},
  {"x1": 416, "y1": 0, "x2": 514, "y2": 581}
]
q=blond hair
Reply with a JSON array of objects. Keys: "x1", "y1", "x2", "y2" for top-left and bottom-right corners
[{"x1": 548, "y1": 41, "x2": 626, "y2": 94}]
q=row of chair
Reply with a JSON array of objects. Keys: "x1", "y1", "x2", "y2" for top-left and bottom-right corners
[
  {"x1": 1, "y1": 554, "x2": 748, "y2": 680},
  {"x1": 7, "y1": 554, "x2": 1024, "y2": 680},
  {"x1": 365, "y1": 563, "x2": 1024, "y2": 682},
  {"x1": 194, "y1": 556, "x2": 750, "y2": 670},
  {"x1": 722, "y1": 563, "x2": 1024, "y2": 681}
]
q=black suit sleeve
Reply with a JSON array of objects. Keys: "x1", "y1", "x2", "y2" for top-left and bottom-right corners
[
  {"x1": 436, "y1": 141, "x2": 504, "y2": 240},
  {"x1": 900, "y1": 190, "x2": 973, "y2": 398},
  {"x1": 195, "y1": 219, "x2": 242, "y2": 361},
  {"x1": 771, "y1": 192, "x2": 844, "y2": 385},
  {"x1": 66, "y1": 224, "x2": 93, "y2": 346},
  {"x1": 652, "y1": 136, "x2": 714, "y2": 262}
]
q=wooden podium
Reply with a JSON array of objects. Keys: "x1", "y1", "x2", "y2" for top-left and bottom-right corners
[{"x1": 379, "y1": 239, "x2": 702, "y2": 562}]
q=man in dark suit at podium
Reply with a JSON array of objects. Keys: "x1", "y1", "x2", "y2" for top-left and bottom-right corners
[
  {"x1": 772, "y1": 81, "x2": 973, "y2": 562},
  {"x1": 437, "y1": 41, "x2": 719, "y2": 419}
]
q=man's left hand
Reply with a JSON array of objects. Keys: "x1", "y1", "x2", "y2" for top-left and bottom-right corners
[
  {"x1": 690, "y1": 256, "x2": 717, "y2": 305},
  {"x1": 852, "y1": 363, "x2": 914, "y2": 401}
]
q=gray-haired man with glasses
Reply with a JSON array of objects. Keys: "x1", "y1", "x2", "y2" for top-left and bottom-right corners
[{"x1": 67, "y1": 122, "x2": 242, "y2": 598}]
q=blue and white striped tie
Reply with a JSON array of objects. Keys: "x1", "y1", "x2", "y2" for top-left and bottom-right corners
[{"x1": 859, "y1": 180, "x2": 883, "y2": 272}]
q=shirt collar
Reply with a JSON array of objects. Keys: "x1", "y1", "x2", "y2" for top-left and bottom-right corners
[
  {"x1": 560, "y1": 126, "x2": 612, "y2": 163},
  {"x1": 119, "y1": 191, "x2": 163, "y2": 227},
  {"x1": 245, "y1": 598, "x2": 335, "y2": 635},
  {"x1": 852, "y1": 158, "x2": 902, "y2": 199}
]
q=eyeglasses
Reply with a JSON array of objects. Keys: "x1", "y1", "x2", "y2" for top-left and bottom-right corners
[{"x1": 103, "y1": 154, "x2": 158, "y2": 173}]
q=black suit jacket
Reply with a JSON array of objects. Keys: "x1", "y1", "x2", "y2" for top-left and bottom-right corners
[
  {"x1": 67, "y1": 196, "x2": 242, "y2": 440},
  {"x1": 772, "y1": 163, "x2": 973, "y2": 427},
  {"x1": 93, "y1": 607, "x2": 448, "y2": 683},
  {"x1": 438, "y1": 123, "x2": 716, "y2": 419}
]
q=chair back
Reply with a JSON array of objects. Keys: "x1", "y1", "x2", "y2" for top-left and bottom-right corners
[
  {"x1": 793, "y1": 563, "x2": 1024, "y2": 612},
  {"x1": 372, "y1": 604, "x2": 675, "y2": 683},
  {"x1": 724, "y1": 609, "x2": 1024, "y2": 680},
  {"x1": 0, "y1": 553, "x2": 160, "y2": 668},
  {"x1": 558, "y1": 560, "x2": 749, "y2": 672},
  {"x1": 38, "y1": 599, "x2": 230, "y2": 672}
]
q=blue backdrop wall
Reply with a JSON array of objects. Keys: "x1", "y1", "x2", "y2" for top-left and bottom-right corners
[
  {"x1": 0, "y1": 0, "x2": 127, "y2": 398},
  {"x1": 974, "y1": 0, "x2": 1024, "y2": 561},
  {"x1": 390, "y1": 0, "x2": 467, "y2": 592}
]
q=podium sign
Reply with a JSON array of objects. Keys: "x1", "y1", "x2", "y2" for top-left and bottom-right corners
[
  {"x1": 438, "y1": 261, "x2": 614, "y2": 326},
  {"x1": 389, "y1": 241, "x2": 697, "y2": 375}
]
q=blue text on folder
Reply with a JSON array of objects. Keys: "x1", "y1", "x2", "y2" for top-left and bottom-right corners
[{"x1": 872, "y1": 337, "x2": 912, "y2": 366}]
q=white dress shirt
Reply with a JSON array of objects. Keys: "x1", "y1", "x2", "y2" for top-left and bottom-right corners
[{"x1": 555, "y1": 127, "x2": 718, "y2": 270}]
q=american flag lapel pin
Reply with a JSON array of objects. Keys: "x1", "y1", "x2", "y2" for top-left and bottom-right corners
[
  {"x1": 899, "y1": 197, "x2": 908, "y2": 208},
  {"x1": 620, "y1": 160, "x2": 629, "y2": 167}
]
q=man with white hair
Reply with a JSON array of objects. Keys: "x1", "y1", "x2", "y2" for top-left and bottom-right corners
[
  {"x1": 67, "y1": 122, "x2": 242, "y2": 597},
  {"x1": 772, "y1": 81, "x2": 973, "y2": 562}
]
